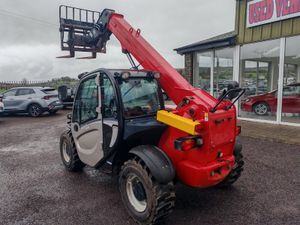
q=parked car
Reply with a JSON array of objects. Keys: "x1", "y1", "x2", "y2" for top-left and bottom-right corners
[
  {"x1": 241, "y1": 83, "x2": 300, "y2": 116},
  {"x1": 0, "y1": 87, "x2": 63, "y2": 117},
  {"x1": 58, "y1": 85, "x2": 76, "y2": 108},
  {"x1": 0, "y1": 97, "x2": 4, "y2": 115}
]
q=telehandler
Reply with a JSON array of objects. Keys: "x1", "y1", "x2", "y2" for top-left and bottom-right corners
[{"x1": 58, "y1": 6, "x2": 245, "y2": 225}]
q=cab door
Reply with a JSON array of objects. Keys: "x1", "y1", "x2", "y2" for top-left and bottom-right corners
[
  {"x1": 100, "y1": 72, "x2": 119, "y2": 155},
  {"x1": 71, "y1": 73, "x2": 103, "y2": 167}
]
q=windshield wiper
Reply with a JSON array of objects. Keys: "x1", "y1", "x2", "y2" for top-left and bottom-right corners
[{"x1": 122, "y1": 81, "x2": 141, "y2": 97}]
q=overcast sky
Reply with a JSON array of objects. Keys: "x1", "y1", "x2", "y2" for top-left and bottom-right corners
[{"x1": 0, "y1": 0, "x2": 236, "y2": 81}]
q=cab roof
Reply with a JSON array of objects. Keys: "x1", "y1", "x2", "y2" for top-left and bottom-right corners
[{"x1": 79, "y1": 69, "x2": 155, "y2": 79}]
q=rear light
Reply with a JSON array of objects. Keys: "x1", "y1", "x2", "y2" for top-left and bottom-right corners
[
  {"x1": 174, "y1": 136, "x2": 203, "y2": 151},
  {"x1": 42, "y1": 95, "x2": 57, "y2": 100},
  {"x1": 181, "y1": 139, "x2": 196, "y2": 151}
]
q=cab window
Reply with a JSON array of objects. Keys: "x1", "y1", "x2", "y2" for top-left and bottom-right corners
[
  {"x1": 73, "y1": 76, "x2": 98, "y2": 124},
  {"x1": 119, "y1": 78, "x2": 160, "y2": 118}
]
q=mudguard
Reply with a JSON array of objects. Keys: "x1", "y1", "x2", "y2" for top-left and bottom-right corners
[{"x1": 129, "y1": 145, "x2": 175, "y2": 184}]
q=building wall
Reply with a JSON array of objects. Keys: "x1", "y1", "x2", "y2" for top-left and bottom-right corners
[
  {"x1": 182, "y1": 53, "x2": 193, "y2": 83},
  {"x1": 236, "y1": 0, "x2": 300, "y2": 44}
]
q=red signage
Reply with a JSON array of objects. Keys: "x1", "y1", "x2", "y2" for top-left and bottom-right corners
[{"x1": 247, "y1": 0, "x2": 300, "y2": 27}]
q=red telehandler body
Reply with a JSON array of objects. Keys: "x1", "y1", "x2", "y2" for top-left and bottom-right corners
[{"x1": 58, "y1": 6, "x2": 245, "y2": 224}]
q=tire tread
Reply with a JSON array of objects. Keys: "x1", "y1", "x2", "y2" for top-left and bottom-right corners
[
  {"x1": 120, "y1": 157, "x2": 175, "y2": 225},
  {"x1": 216, "y1": 150, "x2": 244, "y2": 188},
  {"x1": 60, "y1": 129, "x2": 85, "y2": 171}
]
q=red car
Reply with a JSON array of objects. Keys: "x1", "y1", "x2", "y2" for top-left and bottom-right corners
[{"x1": 241, "y1": 83, "x2": 300, "y2": 116}]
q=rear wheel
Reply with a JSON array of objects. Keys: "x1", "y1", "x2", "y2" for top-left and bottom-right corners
[
  {"x1": 216, "y1": 139, "x2": 244, "y2": 188},
  {"x1": 59, "y1": 129, "x2": 85, "y2": 171},
  {"x1": 28, "y1": 104, "x2": 42, "y2": 117},
  {"x1": 119, "y1": 158, "x2": 175, "y2": 225}
]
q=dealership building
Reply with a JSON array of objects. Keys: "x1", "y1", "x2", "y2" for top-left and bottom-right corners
[{"x1": 175, "y1": 0, "x2": 300, "y2": 126}]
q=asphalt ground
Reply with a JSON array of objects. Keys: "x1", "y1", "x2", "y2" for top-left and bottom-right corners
[{"x1": 0, "y1": 110, "x2": 299, "y2": 225}]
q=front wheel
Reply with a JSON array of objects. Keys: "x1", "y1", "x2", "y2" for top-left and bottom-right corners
[
  {"x1": 59, "y1": 129, "x2": 85, "y2": 171},
  {"x1": 216, "y1": 139, "x2": 244, "y2": 188},
  {"x1": 119, "y1": 158, "x2": 175, "y2": 225}
]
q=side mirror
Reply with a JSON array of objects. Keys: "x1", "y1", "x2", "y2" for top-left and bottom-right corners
[{"x1": 0, "y1": 94, "x2": 3, "y2": 101}]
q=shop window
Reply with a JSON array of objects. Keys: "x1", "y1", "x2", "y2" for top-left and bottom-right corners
[
  {"x1": 282, "y1": 36, "x2": 300, "y2": 124},
  {"x1": 239, "y1": 39, "x2": 280, "y2": 121},
  {"x1": 193, "y1": 51, "x2": 212, "y2": 93},
  {"x1": 214, "y1": 48, "x2": 234, "y2": 98}
]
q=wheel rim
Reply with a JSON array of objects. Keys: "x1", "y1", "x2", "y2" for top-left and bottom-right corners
[
  {"x1": 30, "y1": 105, "x2": 41, "y2": 116},
  {"x1": 254, "y1": 103, "x2": 268, "y2": 115},
  {"x1": 62, "y1": 140, "x2": 71, "y2": 163},
  {"x1": 126, "y1": 174, "x2": 147, "y2": 212}
]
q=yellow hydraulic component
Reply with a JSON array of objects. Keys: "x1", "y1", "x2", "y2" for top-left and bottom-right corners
[{"x1": 156, "y1": 110, "x2": 200, "y2": 135}]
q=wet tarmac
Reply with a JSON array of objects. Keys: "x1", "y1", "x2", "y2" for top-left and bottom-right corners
[{"x1": 0, "y1": 110, "x2": 299, "y2": 225}]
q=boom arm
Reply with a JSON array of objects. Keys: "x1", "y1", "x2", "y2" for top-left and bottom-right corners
[{"x1": 108, "y1": 13, "x2": 220, "y2": 107}]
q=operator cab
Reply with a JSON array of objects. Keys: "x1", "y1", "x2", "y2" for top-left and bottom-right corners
[{"x1": 71, "y1": 69, "x2": 166, "y2": 168}]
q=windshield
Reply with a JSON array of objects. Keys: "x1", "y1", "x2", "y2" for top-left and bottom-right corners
[{"x1": 119, "y1": 78, "x2": 160, "y2": 117}]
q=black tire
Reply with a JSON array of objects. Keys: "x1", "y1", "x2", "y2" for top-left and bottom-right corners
[
  {"x1": 59, "y1": 129, "x2": 85, "y2": 172},
  {"x1": 119, "y1": 157, "x2": 175, "y2": 225},
  {"x1": 253, "y1": 102, "x2": 269, "y2": 116},
  {"x1": 216, "y1": 140, "x2": 244, "y2": 188},
  {"x1": 28, "y1": 104, "x2": 42, "y2": 117}
]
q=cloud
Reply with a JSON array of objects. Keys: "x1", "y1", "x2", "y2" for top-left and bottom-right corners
[
  {"x1": 0, "y1": 42, "x2": 131, "y2": 81},
  {"x1": 0, "y1": 0, "x2": 236, "y2": 81}
]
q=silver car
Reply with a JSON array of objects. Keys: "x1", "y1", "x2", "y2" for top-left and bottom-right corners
[
  {"x1": 0, "y1": 87, "x2": 63, "y2": 117},
  {"x1": 0, "y1": 99, "x2": 4, "y2": 115}
]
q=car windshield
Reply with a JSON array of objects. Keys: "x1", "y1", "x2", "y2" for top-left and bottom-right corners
[{"x1": 119, "y1": 78, "x2": 160, "y2": 117}]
